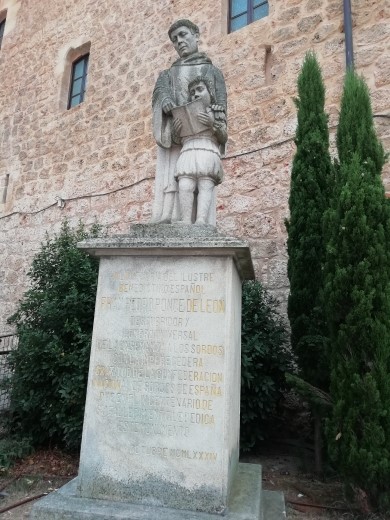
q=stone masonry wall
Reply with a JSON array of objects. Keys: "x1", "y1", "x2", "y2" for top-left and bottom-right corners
[{"x1": 0, "y1": 0, "x2": 389, "y2": 332}]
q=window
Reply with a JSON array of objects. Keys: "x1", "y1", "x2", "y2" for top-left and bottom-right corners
[
  {"x1": 229, "y1": 0, "x2": 269, "y2": 33},
  {"x1": 68, "y1": 54, "x2": 89, "y2": 109},
  {"x1": 0, "y1": 18, "x2": 6, "y2": 49},
  {"x1": 1, "y1": 174, "x2": 9, "y2": 203}
]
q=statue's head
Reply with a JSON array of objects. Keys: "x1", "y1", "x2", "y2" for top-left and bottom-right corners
[
  {"x1": 188, "y1": 76, "x2": 216, "y2": 106},
  {"x1": 168, "y1": 19, "x2": 200, "y2": 58}
]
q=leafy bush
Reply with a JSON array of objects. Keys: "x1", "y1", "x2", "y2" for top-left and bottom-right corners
[
  {"x1": 0, "y1": 435, "x2": 33, "y2": 470},
  {"x1": 240, "y1": 280, "x2": 294, "y2": 452},
  {"x1": 7, "y1": 221, "x2": 101, "y2": 451}
]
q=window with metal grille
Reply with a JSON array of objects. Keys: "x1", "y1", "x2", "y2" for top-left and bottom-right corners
[
  {"x1": 229, "y1": 0, "x2": 269, "y2": 33},
  {"x1": 68, "y1": 54, "x2": 89, "y2": 109},
  {"x1": 0, "y1": 18, "x2": 6, "y2": 49}
]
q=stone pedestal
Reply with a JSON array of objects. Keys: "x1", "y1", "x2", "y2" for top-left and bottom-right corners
[{"x1": 30, "y1": 225, "x2": 285, "y2": 520}]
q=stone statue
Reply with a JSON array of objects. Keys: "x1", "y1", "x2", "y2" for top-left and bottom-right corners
[{"x1": 151, "y1": 19, "x2": 227, "y2": 225}]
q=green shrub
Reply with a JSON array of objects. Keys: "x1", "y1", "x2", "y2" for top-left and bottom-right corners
[
  {"x1": 7, "y1": 221, "x2": 101, "y2": 451},
  {"x1": 240, "y1": 280, "x2": 293, "y2": 452},
  {"x1": 0, "y1": 435, "x2": 33, "y2": 470}
]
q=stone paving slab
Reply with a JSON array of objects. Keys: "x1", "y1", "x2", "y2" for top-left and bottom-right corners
[{"x1": 262, "y1": 490, "x2": 286, "y2": 520}]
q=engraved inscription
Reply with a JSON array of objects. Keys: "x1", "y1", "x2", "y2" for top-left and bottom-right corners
[
  {"x1": 123, "y1": 444, "x2": 218, "y2": 462},
  {"x1": 91, "y1": 264, "x2": 227, "y2": 459},
  {"x1": 100, "y1": 296, "x2": 225, "y2": 314}
]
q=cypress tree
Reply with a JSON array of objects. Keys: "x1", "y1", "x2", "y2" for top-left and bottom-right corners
[
  {"x1": 324, "y1": 71, "x2": 390, "y2": 510},
  {"x1": 286, "y1": 52, "x2": 332, "y2": 389}
]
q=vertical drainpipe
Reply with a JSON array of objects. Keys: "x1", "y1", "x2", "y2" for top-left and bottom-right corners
[{"x1": 343, "y1": 0, "x2": 354, "y2": 69}]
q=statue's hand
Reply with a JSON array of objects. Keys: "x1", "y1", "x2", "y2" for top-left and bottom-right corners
[
  {"x1": 211, "y1": 105, "x2": 226, "y2": 123},
  {"x1": 211, "y1": 104, "x2": 225, "y2": 112},
  {"x1": 198, "y1": 110, "x2": 214, "y2": 128},
  {"x1": 162, "y1": 99, "x2": 176, "y2": 114},
  {"x1": 173, "y1": 118, "x2": 183, "y2": 134}
]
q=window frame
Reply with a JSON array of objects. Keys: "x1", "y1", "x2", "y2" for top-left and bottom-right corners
[
  {"x1": 228, "y1": 0, "x2": 269, "y2": 33},
  {"x1": 0, "y1": 17, "x2": 6, "y2": 49},
  {"x1": 67, "y1": 54, "x2": 89, "y2": 110}
]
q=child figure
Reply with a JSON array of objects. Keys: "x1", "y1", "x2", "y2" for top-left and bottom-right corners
[{"x1": 173, "y1": 76, "x2": 227, "y2": 225}]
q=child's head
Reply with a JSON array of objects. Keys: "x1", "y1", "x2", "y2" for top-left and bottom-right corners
[{"x1": 188, "y1": 76, "x2": 215, "y2": 106}]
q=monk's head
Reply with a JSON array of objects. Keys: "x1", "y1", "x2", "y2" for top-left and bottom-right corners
[{"x1": 168, "y1": 19, "x2": 199, "y2": 58}]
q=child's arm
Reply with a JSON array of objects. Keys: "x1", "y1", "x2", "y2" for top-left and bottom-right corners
[
  {"x1": 197, "y1": 107, "x2": 227, "y2": 145},
  {"x1": 211, "y1": 106, "x2": 227, "y2": 145}
]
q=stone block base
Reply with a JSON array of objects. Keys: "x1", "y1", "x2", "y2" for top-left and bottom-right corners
[{"x1": 30, "y1": 463, "x2": 285, "y2": 519}]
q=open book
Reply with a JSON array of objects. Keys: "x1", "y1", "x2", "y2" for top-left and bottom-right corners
[{"x1": 171, "y1": 98, "x2": 209, "y2": 138}]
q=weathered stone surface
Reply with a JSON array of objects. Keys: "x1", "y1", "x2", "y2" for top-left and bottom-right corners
[
  {"x1": 272, "y1": 27, "x2": 295, "y2": 43},
  {"x1": 312, "y1": 23, "x2": 338, "y2": 43},
  {"x1": 242, "y1": 212, "x2": 278, "y2": 239},
  {"x1": 30, "y1": 464, "x2": 285, "y2": 519},
  {"x1": 297, "y1": 14, "x2": 323, "y2": 33},
  {"x1": 375, "y1": 56, "x2": 390, "y2": 87},
  {"x1": 74, "y1": 232, "x2": 252, "y2": 514},
  {"x1": 262, "y1": 490, "x2": 287, "y2": 520},
  {"x1": 78, "y1": 224, "x2": 255, "y2": 280},
  {"x1": 152, "y1": 23, "x2": 227, "y2": 226},
  {"x1": 277, "y1": 7, "x2": 301, "y2": 23}
]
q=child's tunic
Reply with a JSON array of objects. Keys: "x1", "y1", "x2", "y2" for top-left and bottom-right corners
[{"x1": 175, "y1": 112, "x2": 224, "y2": 185}]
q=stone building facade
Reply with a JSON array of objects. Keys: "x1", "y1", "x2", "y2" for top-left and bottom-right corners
[{"x1": 0, "y1": 0, "x2": 389, "y2": 333}]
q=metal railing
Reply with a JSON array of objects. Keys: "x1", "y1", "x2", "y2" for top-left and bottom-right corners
[{"x1": 0, "y1": 334, "x2": 18, "y2": 411}]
